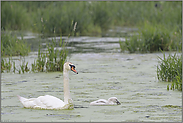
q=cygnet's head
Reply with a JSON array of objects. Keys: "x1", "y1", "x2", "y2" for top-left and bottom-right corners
[
  {"x1": 108, "y1": 97, "x2": 121, "y2": 105},
  {"x1": 64, "y1": 62, "x2": 78, "y2": 74}
]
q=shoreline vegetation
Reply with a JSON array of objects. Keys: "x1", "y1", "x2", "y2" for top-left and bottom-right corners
[
  {"x1": 157, "y1": 53, "x2": 182, "y2": 91},
  {"x1": 1, "y1": 1, "x2": 181, "y2": 36},
  {"x1": 1, "y1": 1, "x2": 182, "y2": 91}
]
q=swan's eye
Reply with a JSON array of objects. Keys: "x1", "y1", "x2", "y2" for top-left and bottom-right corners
[
  {"x1": 69, "y1": 64, "x2": 78, "y2": 74},
  {"x1": 69, "y1": 64, "x2": 75, "y2": 69}
]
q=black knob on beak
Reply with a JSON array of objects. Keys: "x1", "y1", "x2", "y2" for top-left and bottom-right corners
[{"x1": 116, "y1": 100, "x2": 121, "y2": 105}]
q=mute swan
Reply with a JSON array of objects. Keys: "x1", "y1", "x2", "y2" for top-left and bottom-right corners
[
  {"x1": 90, "y1": 97, "x2": 121, "y2": 106},
  {"x1": 17, "y1": 62, "x2": 78, "y2": 110}
]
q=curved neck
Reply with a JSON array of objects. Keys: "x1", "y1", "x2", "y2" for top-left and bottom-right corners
[{"x1": 63, "y1": 69, "x2": 71, "y2": 104}]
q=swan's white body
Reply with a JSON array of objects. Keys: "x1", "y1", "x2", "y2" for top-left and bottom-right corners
[
  {"x1": 18, "y1": 62, "x2": 78, "y2": 110},
  {"x1": 17, "y1": 95, "x2": 73, "y2": 109},
  {"x1": 90, "y1": 97, "x2": 121, "y2": 106}
]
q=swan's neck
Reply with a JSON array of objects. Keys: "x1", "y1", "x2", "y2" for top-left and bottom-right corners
[{"x1": 63, "y1": 70, "x2": 71, "y2": 104}]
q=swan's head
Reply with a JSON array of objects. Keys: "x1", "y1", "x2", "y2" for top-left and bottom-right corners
[
  {"x1": 108, "y1": 97, "x2": 121, "y2": 105},
  {"x1": 64, "y1": 62, "x2": 78, "y2": 74}
]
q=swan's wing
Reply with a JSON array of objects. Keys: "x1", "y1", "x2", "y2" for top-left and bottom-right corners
[
  {"x1": 18, "y1": 95, "x2": 65, "y2": 109},
  {"x1": 35, "y1": 95, "x2": 65, "y2": 109},
  {"x1": 96, "y1": 99, "x2": 108, "y2": 103},
  {"x1": 90, "y1": 99, "x2": 107, "y2": 106}
]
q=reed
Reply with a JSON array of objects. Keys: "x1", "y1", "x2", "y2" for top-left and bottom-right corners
[
  {"x1": 32, "y1": 37, "x2": 68, "y2": 72},
  {"x1": 1, "y1": 58, "x2": 12, "y2": 73},
  {"x1": 157, "y1": 52, "x2": 182, "y2": 91},
  {"x1": 19, "y1": 60, "x2": 29, "y2": 74},
  {"x1": 1, "y1": 32, "x2": 31, "y2": 56},
  {"x1": 1, "y1": 24, "x2": 70, "y2": 74},
  {"x1": 2, "y1": 1, "x2": 181, "y2": 36},
  {"x1": 1, "y1": 1, "x2": 30, "y2": 30},
  {"x1": 119, "y1": 22, "x2": 182, "y2": 53}
]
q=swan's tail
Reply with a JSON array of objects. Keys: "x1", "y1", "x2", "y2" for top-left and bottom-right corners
[
  {"x1": 17, "y1": 95, "x2": 27, "y2": 103},
  {"x1": 17, "y1": 95, "x2": 36, "y2": 108}
]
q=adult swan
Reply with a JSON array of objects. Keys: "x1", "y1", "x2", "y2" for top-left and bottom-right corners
[{"x1": 17, "y1": 62, "x2": 78, "y2": 110}]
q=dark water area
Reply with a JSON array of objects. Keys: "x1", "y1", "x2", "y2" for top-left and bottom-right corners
[{"x1": 16, "y1": 27, "x2": 137, "y2": 54}]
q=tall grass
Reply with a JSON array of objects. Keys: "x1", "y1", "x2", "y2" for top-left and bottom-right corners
[
  {"x1": 1, "y1": 1, "x2": 181, "y2": 36},
  {"x1": 1, "y1": 58, "x2": 12, "y2": 73},
  {"x1": 31, "y1": 1, "x2": 103, "y2": 36},
  {"x1": 1, "y1": 2, "x2": 30, "y2": 30},
  {"x1": 1, "y1": 37, "x2": 68, "y2": 73},
  {"x1": 1, "y1": 32, "x2": 31, "y2": 56},
  {"x1": 157, "y1": 53, "x2": 182, "y2": 91},
  {"x1": 31, "y1": 21, "x2": 75, "y2": 72},
  {"x1": 119, "y1": 22, "x2": 182, "y2": 53},
  {"x1": 1, "y1": 20, "x2": 72, "y2": 74},
  {"x1": 33, "y1": 37, "x2": 68, "y2": 72}
]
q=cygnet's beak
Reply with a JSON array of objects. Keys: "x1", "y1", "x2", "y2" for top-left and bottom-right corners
[
  {"x1": 71, "y1": 66, "x2": 78, "y2": 74},
  {"x1": 116, "y1": 99, "x2": 121, "y2": 105}
]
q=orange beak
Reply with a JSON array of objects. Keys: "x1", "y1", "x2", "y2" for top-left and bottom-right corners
[{"x1": 71, "y1": 67, "x2": 78, "y2": 74}]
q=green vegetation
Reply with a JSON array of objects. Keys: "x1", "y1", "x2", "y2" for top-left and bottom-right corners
[
  {"x1": 1, "y1": 32, "x2": 31, "y2": 74},
  {"x1": 1, "y1": 19, "x2": 74, "y2": 73},
  {"x1": 1, "y1": 57, "x2": 30, "y2": 74},
  {"x1": 1, "y1": 38, "x2": 68, "y2": 73},
  {"x1": 1, "y1": 32, "x2": 31, "y2": 56},
  {"x1": 1, "y1": 1, "x2": 182, "y2": 36},
  {"x1": 19, "y1": 59, "x2": 29, "y2": 74},
  {"x1": 32, "y1": 37, "x2": 68, "y2": 72},
  {"x1": 1, "y1": 2, "x2": 30, "y2": 30},
  {"x1": 162, "y1": 105, "x2": 181, "y2": 108},
  {"x1": 119, "y1": 22, "x2": 182, "y2": 53},
  {"x1": 1, "y1": 58, "x2": 12, "y2": 73},
  {"x1": 157, "y1": 53, "x2": 182, "y2": 91}
]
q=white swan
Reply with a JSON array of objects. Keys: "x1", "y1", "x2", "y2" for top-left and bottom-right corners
[
  {"x1": 90, "y1": 97, "x2": 121, "y2": 106},
  {"x1": 17, "y1": 62, "x2": 78, "y2": 110}
]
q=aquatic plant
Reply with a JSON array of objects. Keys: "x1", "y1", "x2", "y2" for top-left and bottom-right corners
[
  {"x1": 1, "y1": 32, "x2": 31, "y2": 56},
  {"x1": 157, "y1": 52, "x2": 182, "y2": 91},
  {"x1": 1, "y1": 2, "x2": 30, "y2": 30},
  {"x1": 1, "y1": 57, "x2": 31, "y2": 74},
  {"x1": 119, "y1": 36, "x2": 139, "y2": 53},
  {"x1": 35, "y1": 44, "x2": 46, "y2": 72},
  {"x1": 31, "y1": 20, "x2": 74, "y2": 72},
  {"x1": 119, "y1": 22, "x2": 182, "y2": 53},
  {"x1": 1, "y1": 1, "x2": 181, "y2": 36},
  {"x1": 1, "y1": 23, "x2": 72, "y2": 74},
  {"x1": 31, "y1": 60, "x2": 37, "y2": 73},
  {"x1": 1, "y1": 32, "x2": 31, "y2": 74},
  {"x1": 1, "y1": 58, "x2": 12, "y2": 73},
  {"x1": 19, "y1": 60, "x2": 29, "y2": 74},
  {"x1": 31, "y1": 36, "x2": 68, "y2": 72}
]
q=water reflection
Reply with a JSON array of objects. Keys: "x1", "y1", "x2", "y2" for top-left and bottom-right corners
[
  {"x1": 20, "y1": 27, "x2": 136, "y2": 54},
  {"x1": 25, "y1": 36, "x2": 126, "y2": 54}
]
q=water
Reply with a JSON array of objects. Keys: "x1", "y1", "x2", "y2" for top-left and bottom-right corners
[{"x1": 1, "y1": 29, "x2": 182, "y2": 122}]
